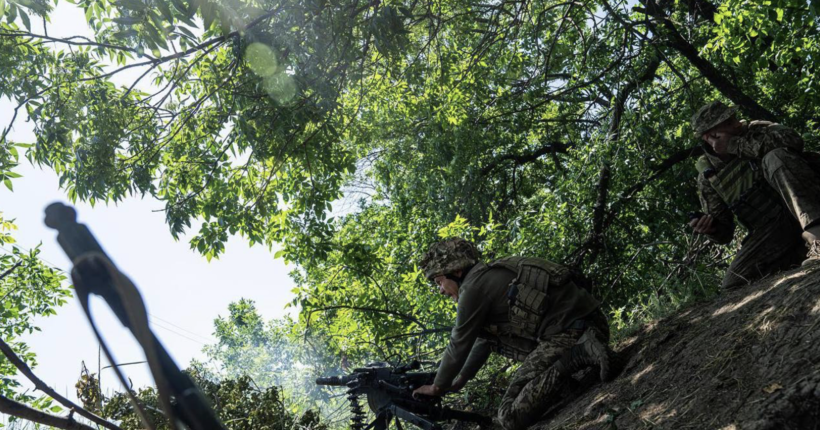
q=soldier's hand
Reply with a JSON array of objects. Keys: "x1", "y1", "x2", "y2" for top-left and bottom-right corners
[
  {"x1": 689, "y1": 214, "x2": 718, "y2": 235},
  {"x1": 705, "y1": 132, "x2": 732, "y2": 155},
  {"x1": 413, "y1": 384, "x2": 443, "y2": 399}
]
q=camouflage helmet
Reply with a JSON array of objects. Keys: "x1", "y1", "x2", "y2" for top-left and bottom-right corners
[
  {"x1": 419, "y1": 238, "x2": 481, "y2": 280},
  {"x1": 691, "y1": 101, "x2": 738, "y2": 137}
]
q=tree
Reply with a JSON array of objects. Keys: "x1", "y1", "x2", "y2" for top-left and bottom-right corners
[
  {"x1": 203, "y1": 299, "x2": 344, "y2": 414},
  {"x1": 76, "y1": 362, "x2": 327, "y2": 430},
  {"x1": 0, "y1": 144, "x2": 76, "y2": 425},
  {"x1": 3, "y1": 0, "x2": 820, "y2": 418}
]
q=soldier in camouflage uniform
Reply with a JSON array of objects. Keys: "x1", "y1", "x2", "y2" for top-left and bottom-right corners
[
  {"x1": 690, "y1": 101, "x2": 820, "y2": 289},
  {"x1": 411, "y1": 238, "x2": 614, "y2": 430}
]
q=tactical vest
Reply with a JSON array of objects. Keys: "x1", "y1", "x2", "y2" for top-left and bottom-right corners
[
  {"x1": 697, "y1": 155, "x2": 783, "y2": 231},
  {"x1": 478, "y1": 257, "x2": 575, "y2": 361}
]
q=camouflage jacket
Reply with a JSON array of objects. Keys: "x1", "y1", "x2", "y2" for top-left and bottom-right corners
[
  {"x1": 695, "y1": 120, "x2": 804, "y2": 243},
  {"x1": 432, "y1": 258, "x2": 600, "y2": 389}
]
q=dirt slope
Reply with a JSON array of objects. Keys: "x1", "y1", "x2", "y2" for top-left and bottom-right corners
[{"x1": 533, "y1": 264, "x2": 820, "y2": 430}]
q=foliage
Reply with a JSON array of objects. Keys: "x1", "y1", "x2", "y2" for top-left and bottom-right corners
[
  {"x1": 203, "y1": 299, "x2": 345, "y2": 416},
  {"x1": 0, "y1": 146, "x2": 71, "y2": 403},
  {"x1": 97, "y1": 364, "x2": 327, "y2": 430},
  {"x1": 4, "y1": 0, "x2": 820, "y2": 421}
]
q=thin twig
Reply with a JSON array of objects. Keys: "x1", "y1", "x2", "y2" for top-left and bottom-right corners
[
  {"x1": 0, "y1": 393, "x2": 97, "y2": 430},
  {"x1": 0, "y1": 337, "x2": 123, "y2": 430},
  {"x1": 0, "y1": 261, "x2": 23, "y2": 282}
]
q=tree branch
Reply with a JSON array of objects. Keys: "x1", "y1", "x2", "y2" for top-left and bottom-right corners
[
  {"x1": 568, "y1": 164, "x2": 611, "y2": 269},
  {"x1": 617, "y1": 146, "x2": 704, "y2": 204},
  {"x1": 600, "y1": 0, "x2": 692, "y2": 96},
  {"x1": 0, "y1": 261, "x2": 23, "y2": 282},
  {"x1": 604, "y1": 146, "x2": 703, "y2": 234},
  {"x1": 607, "y1": 56, "x2": 662, "y2": 141},
  {"x1": 0, "y1": 338, "x2": 123, "y2": 430},
  {"x1": 480, "y1": 141, "x2": 571, "y2": 175},
  {"x1": 569, "y1": 51, "x2": 660, "y2": 270},
  {"x1": 0, "y1": 395, "x2": 97, "y2": 430},
  {"x1": 1, "y1": 3, "x2": 285, "y2": 119},
  {"x1": 567, "y1": 145, "x2": 704, "y2": 271},
  {"x1": 640, "y1": 0, "x2": 778, "y2": 122},
  {"x1": 306, "y1": 305, "x2": 429, "y2": 329},
  {"x1": 688, "y1": 0, "x2": 717, "y2": 22},
  {"x1": 0, "y1": 31, "x2": 152, "y2": 58},
  {"x1": 382, "y1": 328, "x2": 452, "y2": 341}
]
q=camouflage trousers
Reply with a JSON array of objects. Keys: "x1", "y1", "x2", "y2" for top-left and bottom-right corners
[
  {"x1": 722, "y1": 210, "x2": 805, "y2": 289},
  {"x1": 497, "y1": 309, "x2": 610, "y2": 430},
  {"x1": 722, "y1": 148, "x2": 820, "y2": 289}
]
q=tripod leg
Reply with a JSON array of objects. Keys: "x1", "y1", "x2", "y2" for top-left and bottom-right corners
[
  {"x1": 390, "y1": 405, "x2": 441, "y2": 430},
  {"x1": 372, "y1": 412, "x2": 391, "y2": 430}
]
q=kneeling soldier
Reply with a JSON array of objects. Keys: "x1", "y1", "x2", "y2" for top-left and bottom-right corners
[
  {"x1": 690, "y1": 101, "x2": 820, "y2": 289},
  {"x1": 412, "y1": 238, "x2": 613, "y2": 430}
]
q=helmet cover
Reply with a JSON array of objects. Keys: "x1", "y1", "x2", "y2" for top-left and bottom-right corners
[
  {"x1": 419, "y1": 237, "x2": 481, "y2": 280},
  {"x1": 691, "y1": 101, "x2": 738, "y2": 137}
]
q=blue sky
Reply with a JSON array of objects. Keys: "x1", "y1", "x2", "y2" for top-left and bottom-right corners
[{"x1": 0, "y1": 2, "x2": 296, "y2": 402}]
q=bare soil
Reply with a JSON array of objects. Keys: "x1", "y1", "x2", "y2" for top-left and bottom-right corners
[{"x1": 532, "y1": 264, "x2": 820, "y2": 430}]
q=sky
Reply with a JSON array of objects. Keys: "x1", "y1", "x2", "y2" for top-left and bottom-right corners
[{"x1": 0, "y1": 2, "x2": 297, "y2": 403}]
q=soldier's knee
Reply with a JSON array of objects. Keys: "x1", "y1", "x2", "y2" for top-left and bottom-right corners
[{"x1": 496, "y1": 409, "x2": 523, "y2": 430}]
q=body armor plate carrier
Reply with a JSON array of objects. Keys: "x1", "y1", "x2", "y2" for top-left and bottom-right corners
[
  {"x1": 699, "y1": 156, "x2": 783, "y2": 231},
  {"x1": 481, "y1": 257, "x2": 575, "y2": 361}
]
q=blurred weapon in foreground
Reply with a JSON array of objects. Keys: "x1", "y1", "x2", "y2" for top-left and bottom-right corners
[
  {"x1": 317, "y1": 361, "x2": 490, "y2": 430},
  {"x1": 44, "y1": 202, "x2": 226, "y2": 430}
]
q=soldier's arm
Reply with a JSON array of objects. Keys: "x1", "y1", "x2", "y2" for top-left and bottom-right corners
[
  {"x1": 454, "y1": 338, "x2": 492, "y2": 384},
  {"x1": 727, "y1": 123, "x2": 804, "y2": 159},
  {"x1": 433, "y1": 285, "x2": 491, "y2": 390},
  {"x1": 697, "y1": 173, "x2": 735, "y2": 244}
]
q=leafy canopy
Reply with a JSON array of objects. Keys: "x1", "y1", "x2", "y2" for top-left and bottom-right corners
[{"x1": 3, "y1": 0, "x2": 820, "y2": 387}]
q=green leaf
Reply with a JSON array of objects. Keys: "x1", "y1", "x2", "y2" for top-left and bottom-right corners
[
  {"x1": 19, "y1": 8, "x2": 29, "y2": 30},
  {"x1": 176, "y1": 13, "x2": 196, "y2": 27},
  {"x1": 177, "y1": 25, "x2": 196, "y2": 40},
  {"x1": 0, "y1": 0, "x2": 6, "y2": 21},
  {"x1": 3, "y1": 179, "x2": 12, "y2": 191},
  {"x1": 200, "y1": 1, "x2": 215, "y2": 30},
  {"x1": 112, "y1": 16, "x2": 141, "y2": 25},
  {"x1": 776, "y1": 8, "x2": 784, "y2": 22},
  {"x1": 156, "y1": 0, "x2": 173, "y2": 21},
  {"x1": 115, "y1": 0, "x2": 146, "y2": 11},
  {"x1": 112, "y1": 29, "x2": 138, "y2": 38},
  {"x1": 169, "y1": 0, "x2": 189, "y2": 14}
]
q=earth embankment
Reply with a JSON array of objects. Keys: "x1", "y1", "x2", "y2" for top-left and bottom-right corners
[{"x1": 535, "y1": 264, "x2": 820, "y2": 429}]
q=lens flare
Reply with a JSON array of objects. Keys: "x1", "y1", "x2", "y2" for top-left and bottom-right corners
[
  {"x1": 244, "y1": 42, "x2": 279, "y2": 78},
  {"x1": 263, "y1": 73, "x2": 297, "y2": 104}
]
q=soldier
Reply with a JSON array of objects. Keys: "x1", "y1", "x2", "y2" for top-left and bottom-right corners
[
  {"x1": 411, "y1": 238, "x2": 613, "y2": 430},
  {"x1": 690, "y1": 101, "x2": 820, "y2": 289}
]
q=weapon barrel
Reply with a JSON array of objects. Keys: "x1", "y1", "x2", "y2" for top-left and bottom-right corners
[{"x1": 316, "y1": 375, "x2": 356, "y2": 386}]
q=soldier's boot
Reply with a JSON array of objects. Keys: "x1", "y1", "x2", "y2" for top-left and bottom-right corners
[
  {"x1": 802, "y1": 239, "x2": 820, "y2": 267},
  {"x1": 553, "y1": 328, "x2": 613, "y2": 382}
]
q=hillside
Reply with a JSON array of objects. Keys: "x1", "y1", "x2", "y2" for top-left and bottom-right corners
[{"x1": 533, "y1": 264, "x2": 820, "y2": 430}]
